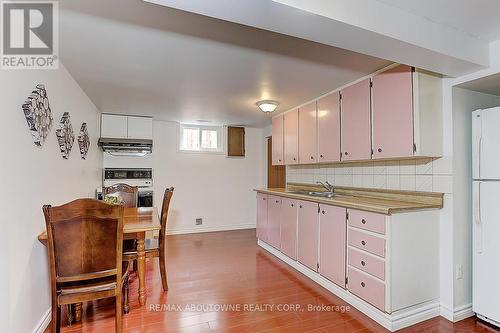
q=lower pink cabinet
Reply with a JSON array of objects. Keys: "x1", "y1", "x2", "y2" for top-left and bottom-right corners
[
  {"x1": 256, "y1": 193, "x2": 268, "y2": 242},
  {"x1": 280, "y1": 198, "x2": 298, "y2": 259},
  {"x1": 297, "y1": 200, "x2": 319, "y2": 271},
  {"x1": 267, "y1": 195, "x2": 282, "y2": 249},
  {"x1": 319, "y1": 204, "x2": 347, "y2": 288}
]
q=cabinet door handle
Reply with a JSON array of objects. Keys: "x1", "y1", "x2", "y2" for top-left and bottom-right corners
[
  {"x1": 293, "y1": 157, "x2": 296, "y2": 161},
  {"x1": 361, "y1": 240, "x2": 366, "y2": 246},
  {"x1": 321, "y1": 210, "x2": 325, "y2": 215},
  {"x1": 275, "y1": 200, "x2": 279, "y2": 203},
  {"x1": 361, "y1": 219, "x2": 366, "y2": 224},
  {"x1": 361, "y1": 282, "x2": 366, "y2": 287},
  {"x1": 299, "y1": 205, "x2": 303, "y2": 208},
  {"x1": 361, "y1": 260, "x2": 366, "y2": 266},
  {"x1": 344, "y1": 152, "x2": 348, "y2": 156},
  {"x1": 320, "y1": 154, "x2": 324, "y2": 158},
  {"x1": 378, "y1": 148, "x2": 382, "y2": 153},
  {"x1": 291, "y1": 203, "x2": 294, "y2": 207},
  {"x1": 310, "y1": 156, "x2": 314, "y2": 160}
]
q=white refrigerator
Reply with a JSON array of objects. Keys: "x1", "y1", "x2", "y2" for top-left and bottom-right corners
[{"x1": 472, "y1": 107, "x2": 500, "y2": 327}]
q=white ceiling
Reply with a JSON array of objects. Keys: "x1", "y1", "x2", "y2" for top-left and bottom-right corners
[
  {"x1": 377, "y1": 0, "x2": 500, "y2": 41},
  {"x1": 457, "y1": 72, "x2": 500, "y2": 96},
  {"x1": 59, "y1": 0, "x2": 389, "y2": 127}
]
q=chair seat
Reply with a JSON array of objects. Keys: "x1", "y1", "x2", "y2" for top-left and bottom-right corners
[{"x1": 59, "y1": 262, "x2": 130, "y2": 295}]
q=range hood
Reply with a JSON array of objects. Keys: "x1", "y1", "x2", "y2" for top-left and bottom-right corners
[{"x1": 98, "y1": 138, "x2": 153, "y2": 156}]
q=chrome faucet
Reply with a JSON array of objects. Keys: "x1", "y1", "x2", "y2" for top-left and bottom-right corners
[{"x1": 316, "y1": 181, "x2": 335, "y2": 193}]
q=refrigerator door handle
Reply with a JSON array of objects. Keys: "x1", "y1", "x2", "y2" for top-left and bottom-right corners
[
  {"x1": 474, "y1": 136, "x2": 482, "y2": 179},
  {"x1": 474, "y1": 182, "x2": 483, "y2": 253}
]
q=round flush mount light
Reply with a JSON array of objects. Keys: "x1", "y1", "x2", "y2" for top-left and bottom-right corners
[{"x1": 256, "y1": 100, "x2": 279, "y2": 113}]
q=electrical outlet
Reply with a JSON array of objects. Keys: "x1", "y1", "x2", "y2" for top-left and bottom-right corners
[
  {"x1": 455, "y1": 264, "x2": 463, "y2": 280},
  {"x1": 196, "y1": 218, "x2": 203, "y2": 225}
]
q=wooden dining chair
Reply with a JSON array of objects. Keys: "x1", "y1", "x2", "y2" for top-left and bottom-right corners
[
  {"x1": 43, "y1": 199, "x2": 130, "y2": 333},
  {"x1": 124, "y1": 187, "x2": 174, "y2": 291},
  {"x1": 103, "y1": 183, "x2": 139, "y2": 208}
]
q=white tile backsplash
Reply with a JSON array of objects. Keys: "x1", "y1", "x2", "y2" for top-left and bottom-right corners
[{"x1": 287, "y1": 156, "x2": 451, "y2": 193}]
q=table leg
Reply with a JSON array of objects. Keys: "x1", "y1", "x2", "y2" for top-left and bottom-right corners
[
  {"x1": 137, "y1": 233, "x2": 146, "y2": 305},
  {"x1": 74, "y1": 303, "x2": 82, "y2": 322}
]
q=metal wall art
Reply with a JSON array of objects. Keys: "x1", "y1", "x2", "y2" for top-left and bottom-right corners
[
  {"x1": 21, "y1": 84, "x2": 53, "y2": 146},
  {"x1": 78, "y1": 123, "x2": 90, "y2": 159},
  {"x1": 55, "y1": 112, "x2": 75, "y2": 159}
]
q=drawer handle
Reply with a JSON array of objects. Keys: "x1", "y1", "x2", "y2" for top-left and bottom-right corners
[
  {"x1": 361, "y1": 282, "x2": 366, "y2": 288},
  {"x1": 361, "y1": 219, "x2": 366, "y2": 224},
  {"x1": 361, "y1": 240, "x2": 366, "y2": 246},
  {"x1": 361, "y1": 260, "x2": 366, "y2": 266},
  {"x1": 275, "y1": 200, "x2": 279, "y2": 203}
]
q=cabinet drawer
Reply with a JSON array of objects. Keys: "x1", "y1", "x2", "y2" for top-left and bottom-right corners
[
  {"x1": 348, "y1": 247, "x2": 385, "y2": 281},
  {"x1": 348, "y1": 267, "x2": 385, "y2": 311},
  {"x1": 348, "y1": 209, "x2": 385, "y2": 234},
  {"x1": 348, "y1": 228, "x2": 385, "y2": 258}
]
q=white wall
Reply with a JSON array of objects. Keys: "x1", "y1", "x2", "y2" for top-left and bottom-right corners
[
  {"x1": 0, "y1": 65, "x2": 102, "y2": 332},
  {"x1": 104, "y1": 121, "x2": 265, "y2": 234},
  {"x1": 451, "y1": 88, "x2": 500, "y2": 310}
]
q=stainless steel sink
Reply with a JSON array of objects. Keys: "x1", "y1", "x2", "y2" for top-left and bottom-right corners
[{"x1": 288, "y1": 191, "x2": 335, "y2": 198}]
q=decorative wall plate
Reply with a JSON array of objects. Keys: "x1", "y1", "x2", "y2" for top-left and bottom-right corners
[
  {"x1": 78, "y1": 123, "x2": 90, "y2": 159},
  {"x1": 55, "y1": 112, "x2": 75, "y2": 159},
  {"x1": 21, "y1": 84, "x2": 53, "y2": 146}
]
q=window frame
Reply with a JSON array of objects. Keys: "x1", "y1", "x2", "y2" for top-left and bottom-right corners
[{"x1": 178, "y1": 123, "x2": 225, "y2": 154}]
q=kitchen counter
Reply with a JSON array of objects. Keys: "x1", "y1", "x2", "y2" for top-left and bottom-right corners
[{"x1": 254, "y1": 183, "x2": 443, "y2": 215}]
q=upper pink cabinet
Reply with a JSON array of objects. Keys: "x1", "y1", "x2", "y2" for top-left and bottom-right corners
[
  {"x1": 317, "y1": 92, "x2": 341, "y2": 163},
  {"x1": 272, "y1": 115, "x2": 284, "y2": 165},
  {"x1": 372, "y1": 65, "x2": 414, "y2": 159},
  {"x1": 284, "y1": 109, "x2": 299, "y2": 164},
  {"x1": 299, "y1": 102, "x2": 318, "y2": 164},
  {"x1": 341, "y1": 79, "x2": 372, "y2": 161}
]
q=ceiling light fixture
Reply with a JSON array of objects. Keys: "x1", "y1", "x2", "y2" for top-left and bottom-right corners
[{"x1": 256, "y1": 100, "x2": 279, "y2": 113}]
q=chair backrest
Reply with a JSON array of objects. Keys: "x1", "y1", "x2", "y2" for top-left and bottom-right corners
[
  {"x1": 159, "y1": 187, "x2": 174, "y2": 249},
  {"x1": 103, "y1": 183, "x2": 138, "y2": 208},
  {"x1": 43, "y1": 199, "x2": 124, "y2": 284}
]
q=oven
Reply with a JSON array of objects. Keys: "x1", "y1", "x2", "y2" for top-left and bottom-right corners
[{"x1": 99, "y1": 168, "x2": 154, "y2": 208}]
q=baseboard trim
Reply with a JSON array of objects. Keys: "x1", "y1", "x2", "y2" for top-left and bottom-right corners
[
  {"x1": 453, "y1": 304, "x2": 474, "y2": 322},
  {"x1": 258, "y1": 240, "x2": 440, "y2": 332},
  {"x1": 167, "y1": 224, "x2": 255, "y2": 235},
  {"x1": 33, "y1": 308, "x2": 51, "y2": 333}
]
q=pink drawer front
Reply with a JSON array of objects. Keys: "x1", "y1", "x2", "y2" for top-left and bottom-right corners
[
  {"x1": 348, "y1": 267, "x2": 385, "y2": 311},
  {"x1": 348, "y1": 247, "x2": 385, "y2": 281},
  {"x1": 348, "y1": 228, "x2": 385, "y2": 258},
  {"x1": 348, "y1": 209, "x2": 386, "y2": 235}
]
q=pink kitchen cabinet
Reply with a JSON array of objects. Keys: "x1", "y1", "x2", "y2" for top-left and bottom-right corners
[
  {"x1": 372, "y1": 65, "x2": 414, "y2": 159},
  {"x1": 319, "y1": 204, "x2": 347, "y2": 288},
  {"x1": 280, "y1": 198, "x2": 298, "y2": 259},
  {"x1": 299, "y1": 102, "x2": 318, "y2": 164},
  {"x1": 297, "y1": 200, "x2": 319, "y2": 271},
  {"x1": 256, "y1": 193, "x2": 268, "y2": 243},
  {"x1": 341, "y1": 79, "x2": 372, "y2": 161},
  {"x1": 284, "y1": 109, "x2": 299, "y2": 165},
  {"x1": 272, "y1": 115, "x2": 284, "y2": 165},
  {"x1": 317, "y1": 92, "x2": 341, "y2": 163},
  {"x1": 267, "y1": 195, "x2": 282, "y2": 249}
]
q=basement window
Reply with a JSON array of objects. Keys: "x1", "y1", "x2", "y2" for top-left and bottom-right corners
[{"x1": 179, "y1": 124, "x2": 224, "y2": 153}]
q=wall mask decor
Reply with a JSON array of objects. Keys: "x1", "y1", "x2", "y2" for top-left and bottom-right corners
[
  {"x1": 78, "y1": 123, "x2": 90, "y2": 159},
  {"x1": 55, "y1": 112, "x2": 75, "y2": 159},
  {"x1": 21, "y1": 84, "x2": 53, "y2": 146}
]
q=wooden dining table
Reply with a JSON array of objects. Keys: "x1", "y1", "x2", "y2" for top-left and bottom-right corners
[{"x1": 38, "y1": 206, "x2": 161, "y2": 317}]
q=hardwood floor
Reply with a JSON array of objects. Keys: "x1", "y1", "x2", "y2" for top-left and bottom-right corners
[{"x1": 46, "y1": 229, "x2": 499, "y2": 332}]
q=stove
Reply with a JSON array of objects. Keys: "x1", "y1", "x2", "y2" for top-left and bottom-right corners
[{"x1": 97, "y1": 168, "x2": 154, "y2": 207}]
